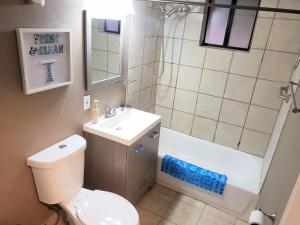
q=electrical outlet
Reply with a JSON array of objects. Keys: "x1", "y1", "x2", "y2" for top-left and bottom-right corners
[{"x1": 83, "y1": 95, "x2": 91, "y2": 111}]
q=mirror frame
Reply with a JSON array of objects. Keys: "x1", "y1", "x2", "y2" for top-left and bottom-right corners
[{"x1": 84, "y1": 10, "x2": 129, "y2": 91}]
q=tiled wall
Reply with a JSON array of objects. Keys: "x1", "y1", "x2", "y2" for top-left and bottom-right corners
[
  {"x1": 126, "y1": 0, "x2": 162, "y2": 112},
  {"x1": 91, "y1": 19, "x2": 121, "y2": 81},
  {"x1": 154, "y1": 0, "x2": 300, "y2": 157}
]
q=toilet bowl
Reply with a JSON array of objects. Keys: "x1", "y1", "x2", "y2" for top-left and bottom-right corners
[
  {"x1": 60, "y1": 188, "x2": 138, "y2": 225},
  {"x1": 27, "y1": 134, "x2": 139, "y2": 225}
]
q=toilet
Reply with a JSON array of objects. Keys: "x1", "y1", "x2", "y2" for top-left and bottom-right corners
[{"x1": 27, "y1": 134, "x2": 139, "y2": 225}]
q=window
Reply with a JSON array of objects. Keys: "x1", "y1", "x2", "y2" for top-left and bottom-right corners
[
  {"x1": 201, "y1": 0, "x2": 260, "y2": 50},
  {"x1": 104, "y1": 19, "x2": 121, "y2": 34}
]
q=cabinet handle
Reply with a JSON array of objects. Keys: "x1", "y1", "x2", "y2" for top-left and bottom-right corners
[
  {"x1": 130, "y1": 144, "x2": 144, "y2": 153},
  {"x1": 150, "y1": 131, "x2": 159, "y2": 139}
]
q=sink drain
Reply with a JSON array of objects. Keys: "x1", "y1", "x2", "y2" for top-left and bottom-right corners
[{"x1": 116, "y1": 126, "x2": 122, "y2": 130}]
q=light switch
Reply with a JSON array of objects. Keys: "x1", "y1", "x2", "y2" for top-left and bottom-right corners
[{"x1": 83, "y1": 95, "x2": 91, "y2": 111}]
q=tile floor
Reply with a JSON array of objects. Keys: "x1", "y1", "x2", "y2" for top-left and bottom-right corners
[{"x1": 136, "y1": 184, "x2": 248, "y2": 225}]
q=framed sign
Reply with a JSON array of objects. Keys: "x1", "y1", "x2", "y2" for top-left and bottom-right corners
[{"x1": 16, "y1": 28, "x2": 72, "y2": 95}]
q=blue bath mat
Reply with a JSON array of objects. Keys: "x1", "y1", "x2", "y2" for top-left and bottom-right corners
[{"x1": 161, "y1": 155, "x2": 227, "y2": 195}]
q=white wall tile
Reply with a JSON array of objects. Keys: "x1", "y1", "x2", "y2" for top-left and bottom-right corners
[
  {"x1": 191, "y1": 116, "x2": 217, "y2": 141},
  {"x1": 164, "y1": 12, "x2": 186, "y2": 39},
  {"x1": 219, "y1": 99, "x2": 249, "y2": 127},
  {"x1": 141, "y1": 63, "x2": 155, "y2": 89},
  {"x1": 230, "y1": 49, "x2": 264, "y2": 77},
  {"x1": 267, "y1": 19, "x2": 300, "y2": 53},
  {"x1": 156, "y1": 85, "x2": 176, "y2": 108},
  {"x1": 195, "y1": 94, "x2": 222, "y2": 120},
  {"x1": 177, "y1": 66, "x2": 202, "y2": 91},
  {"x1": 155, "y1": 37, "x2": 163, "y2": 62},
  {"x1": 91, "y1": 50, "x2": 107, "y2": 71},
  {"x1": 126, "y1": 91, "x2": 140, "y2": 109},
  {"x1": 183, "y1": 13, "x2": 203, "y2": 41},
  {"x1": 156, "y1": 62, "x2": 179, "y2": 87},
  {"x1": 129, "y1": 37, "x2": 144, "y2": 68},
  {"x1": 188, "y1": 0, "x2": 205, "y2": 13},
  {"x1": 214, "y1": 122, "x2": 242, "y2": 149},
  {"x1": 239, "y1": 129, "x2": 270, "y2": 157},
  {"x1": 145, "y1": 7, "x2": 161, "y2": 37},
  {"x1": 252, "y1": 79, "x2": 284, "y2": 110},
  {"x1": 128, "y1": 66, "x2": 142, "y2": 94},
  {"x1": 251, "y1": 18, "x2": 273, "y2": 49},
  {"x1": 224, "y1": 74, "x2": 256, "y2": 103},
  {"x1": 171, "y1": 110, "x2": 193, "y2": 134},
  {"x1": 155, "y1": 105, "x2": 172, "y2": 128},
  {"x1": 259, "y1": 51, "x2": 298, "y2": 82},
  {"x1": 108, "y1": 52, "x2": 120, "y2": 74},
  {"x1": 107, "y1": 34, "x2": 120, "y2": 53},
  {"x1": 258, "y1": 0, "x2": 277, "y2": 18},
  {"x1": 91, "y1": 70, "x2": 107, "y2": 83},
  {"x1": 204, "y1": 49, "x2": 233, "y2": 72},
  {"x1": 151, "y1": 85, "x2": 157, "y2": 106},
  {"x1": 174, "y1": 89, "x2": 198, "y2": 114},
  {"x1": 140, "y1": 87, "x2": 152, "y2": 110},
  {"x1": 92, "y1": 28, "x2": 107, "y2": 50},
  {"x1": 275, "y1": 0, "x2": 300, "y2": 20},
  {"x1": 245, "y1": 105, "x2": 278, "y2": 134},
  {"x1": 143, "y1": 37, "x2": 157, "y2": 64},
  {"x1": 199, "y1": 69, "x2": 228, "y2": 97},
  {"x1": 159, "y1": 38, "x2": 183, "y2": 64},
  {"x1": 180, "y1": 40, "x2": 206, "y2": 68}
]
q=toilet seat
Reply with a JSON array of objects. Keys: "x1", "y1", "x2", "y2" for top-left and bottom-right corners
[{"x1": 60, "y1": 188, "x2": 139, "y2": 225}]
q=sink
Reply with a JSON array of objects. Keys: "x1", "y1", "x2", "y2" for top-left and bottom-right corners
[{"x1": 83, "y1": 108, "x2": 161, "y2": 146}]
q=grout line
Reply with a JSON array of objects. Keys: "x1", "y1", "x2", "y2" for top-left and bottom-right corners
[
  {"x1": 190, "y1": 48, "x2": 207, "y2": 136},
  {"x1": 168, "y1": 9, "x2": 187, "y2": 131},
  {"x1": 212, "y1": 50, "x2": 233, "y2": 143},
  {"x1": 156, "y1": 83, "x2": 282, "y2": 111},
  {"x1": 157, "y1": 104, "x2": 274, "y2": 136},
  {"x1": 155, "y1": 61, "x2": 293, "y2": 83},
  {"x1": 238, "y1": 0, "x2": 279, "y2": 151}
]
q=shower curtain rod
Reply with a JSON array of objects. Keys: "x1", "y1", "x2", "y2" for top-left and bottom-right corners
[{"x1": 150, "y1": 0, "x2": 300, "y2": 15}]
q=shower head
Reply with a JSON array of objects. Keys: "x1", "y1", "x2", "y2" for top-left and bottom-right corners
[
  {"x1": 181, "y1": 4, "x2": 191, "y2": 12},
  {"x1": 158, "y1": 3, "x2": 190, "y2": 19}
]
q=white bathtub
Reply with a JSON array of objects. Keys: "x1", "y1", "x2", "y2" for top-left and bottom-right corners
[{"x1": 156, "y1": 127, "x2": 263, "y2": 220}]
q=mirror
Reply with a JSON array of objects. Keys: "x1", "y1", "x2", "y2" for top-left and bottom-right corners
[{"x1": 84, "y1": 10, "x2": 128, "y2": 90}]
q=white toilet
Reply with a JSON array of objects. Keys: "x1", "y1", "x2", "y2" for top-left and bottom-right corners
[{"x1": 27, "y1": 134, "x2": 139, "y2": 225}]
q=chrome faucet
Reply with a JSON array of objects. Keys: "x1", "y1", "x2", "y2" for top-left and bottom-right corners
[{"x1": 104, "y1": 105, "x2": 119, "y2": 118}]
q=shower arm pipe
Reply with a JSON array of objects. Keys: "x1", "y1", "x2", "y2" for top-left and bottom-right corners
[
  {"x1": 150, "y1": 0, "x2": 300, "y2": 15},
  {"x1": 164, "y1": 3, "x2": 186, "y2": 17}
]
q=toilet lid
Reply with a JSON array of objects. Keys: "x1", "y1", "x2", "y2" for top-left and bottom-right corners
[{"x1": 74, "y1": 190, "x2": 139, "y2": 225}]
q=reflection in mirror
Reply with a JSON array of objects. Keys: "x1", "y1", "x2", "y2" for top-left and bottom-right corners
[
  {"x1": 84, "y1": 10, "x2": 128, "y2": 91},
  {"x1": 91, "y1": 18, "x2": 121, "y2": 83}
]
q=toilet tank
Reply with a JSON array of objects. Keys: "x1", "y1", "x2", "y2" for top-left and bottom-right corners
[{"x1": 27, "y1": 134, "x2": 86, "y2": 205}]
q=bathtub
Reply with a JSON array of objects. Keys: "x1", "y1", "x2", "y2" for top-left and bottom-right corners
[{"x1": 156, "y1": 127, "x2": 263, "y2": 220}]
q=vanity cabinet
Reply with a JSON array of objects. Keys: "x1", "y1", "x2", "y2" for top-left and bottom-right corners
[{"x1": 84, "y1": 123, "x2": 160, "y2": 203}]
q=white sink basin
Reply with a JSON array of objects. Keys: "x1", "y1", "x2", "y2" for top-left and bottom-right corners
[{"x1": 83, "y1": 108, "x2": 161, "y2": 146}]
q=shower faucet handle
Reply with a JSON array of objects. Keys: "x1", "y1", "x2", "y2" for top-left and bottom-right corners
[{"x1": 279, "y1": 85, "x2": 291, "y2": 103}]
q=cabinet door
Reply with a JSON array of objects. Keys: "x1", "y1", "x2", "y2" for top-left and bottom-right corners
[
  {"x1": 126, "y1": 124, "x2": 160, "y2": 192},
  {"x1": 84, "y1": 133, "x2": 127, "y2": 196}
]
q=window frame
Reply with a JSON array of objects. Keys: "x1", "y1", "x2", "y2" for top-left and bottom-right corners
[{"x1": 200, "y1": 0, "x2": 261, "y2": 51}]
